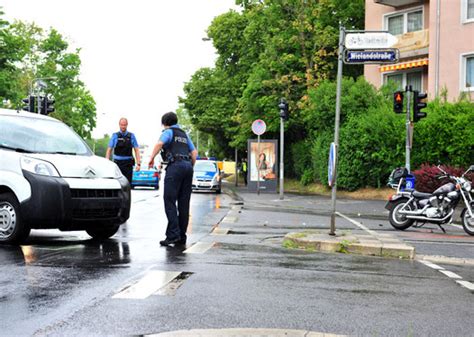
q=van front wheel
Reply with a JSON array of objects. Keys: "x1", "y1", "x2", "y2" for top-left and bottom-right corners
[
  {"x1": 86, "y1": 224, "x2": 120, "y2": 240},
  {"x1": 0, "y1": 192, "x2": 30, "y2": 244}
]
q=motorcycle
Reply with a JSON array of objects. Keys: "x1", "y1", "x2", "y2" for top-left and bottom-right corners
[{"x1": 385, "y1": 165, "x2": 474, "y2": 235}]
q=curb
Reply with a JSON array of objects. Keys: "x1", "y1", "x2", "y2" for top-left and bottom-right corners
[
  {"x1": 147, "y1": 328, "x2": 348, "y2": 337},
  {"x1": 284, "y1": 232, "x2": 415, "y2": 259}
]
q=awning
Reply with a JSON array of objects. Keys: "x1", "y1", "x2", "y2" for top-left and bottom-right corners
[{"x1": 380, "y1": 58, "x2": 428, "y2": 72}]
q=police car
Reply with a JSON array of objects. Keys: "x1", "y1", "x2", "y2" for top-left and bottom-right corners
[
  {"x1": 192, "y1": 159, "x2": 222, "y2": 193},
  {"x1": 0, "y1": 108, "x2": 131, "y2": 244},
  {"x1": 132, "y1": 159, "x2": 161, "y2": 190}
]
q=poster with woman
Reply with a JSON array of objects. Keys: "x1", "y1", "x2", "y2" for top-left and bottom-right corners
[{"x1": 247, "y1": 139, "x2": 278, "y2": 192}]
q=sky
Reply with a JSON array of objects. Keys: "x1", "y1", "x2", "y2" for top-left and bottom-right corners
[{"x1": 2, "y1": 0, "x2": 239, "y2": 147}]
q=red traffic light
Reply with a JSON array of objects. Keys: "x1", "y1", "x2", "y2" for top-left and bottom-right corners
[
  {"x1": 395, "y1": 92, "x2": 403, "y2": 103},
  {"x1": 393, "y1": 91, "x2": 404, "y2": 114}
]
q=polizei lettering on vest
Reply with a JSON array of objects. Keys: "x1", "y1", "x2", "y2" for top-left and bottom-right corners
[{"x1": 174, "y1": 136, "x2": 188, "y2": 144}]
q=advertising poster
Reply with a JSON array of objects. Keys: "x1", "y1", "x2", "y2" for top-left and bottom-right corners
[{"x1": 247, "y1": 139, "x2": 278, "y2": 193}]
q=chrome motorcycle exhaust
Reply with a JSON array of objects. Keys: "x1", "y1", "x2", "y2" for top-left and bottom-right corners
[{"x1": 405, "y1": 209, "x2": 455, "y2": 223}]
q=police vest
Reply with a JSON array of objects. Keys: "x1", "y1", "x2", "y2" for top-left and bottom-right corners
[
  {"x1": 162, "y1": 128, "x2": 190, "y2": 162},
  {"x1": 114, "y1": 132, "x2": 133, "y2": 157}
]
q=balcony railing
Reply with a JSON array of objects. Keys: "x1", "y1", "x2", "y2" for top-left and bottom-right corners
[{"x1": 392, "y1": 29, "x2": 429, "y2": 59}]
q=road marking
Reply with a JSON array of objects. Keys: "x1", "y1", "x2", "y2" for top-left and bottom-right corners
[
  {"x1": 336, "y1": 212, "x2": 379, "y2": 237},
  {"x1": 416, "y1": 254, "x2": 474, "y2": 267},
  {"x1": 211, "y1": 227, "x2": 229, "y2": 235},
  {"x1": 418, "y1": 260, "x2": 473, "y2": 293},
  {"x1": 144, "y1": 328, "x2": 348, "y2": 336},
  {"x1": 439, "y1": 270, "x2": 462, "y2": 279},
  {"x1": 113, "y1": 270, "x2": 181, "y2": 299},
  {"x1": 184, "y1": 242, "x2": 215, "y2": 254},
  {"x1": 456, "y1": 280, "x2": 474, "y2": 292},
  {"x1": 156, "y1": 272, "x2": 193, "y2": 296},
  {"x1": 418, "y1": 260, "x2": 444, "y2": 270}
]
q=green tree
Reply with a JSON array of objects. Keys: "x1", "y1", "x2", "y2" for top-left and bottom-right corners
[
  {"x1": 0, "y1": 13, "x2": 96, "y2": 138},
  {"x1": 180, "y1": 0, "x2": 365, "y2": 161}
]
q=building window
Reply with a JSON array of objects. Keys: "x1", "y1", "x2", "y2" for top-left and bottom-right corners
[
  {"x1": 461, "y1": 54, "x2": 474, "y2": 91},
  {"x1": 386, "y1": 9, "x2": 423, "y2": 36},
  {"x1": 462, "y1": 0, "x2": 474, "y2": 23},
  {"x1": 385, "y1": 71, "x2": 422, "y2": 92}
]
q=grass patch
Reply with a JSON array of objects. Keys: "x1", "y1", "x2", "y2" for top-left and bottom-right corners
[
  {"x1": 337, "y1": 239, "x2": 352, "y2": 254},
  {"x1": 284, "y1": 178, "x2": 393, "y2": 201},
  {"x1": 282, "y1": 239, "x2": 299, "y2": 249},
  {"x1": 289, "y1": 232, "x2": 308, "y2": 239}
]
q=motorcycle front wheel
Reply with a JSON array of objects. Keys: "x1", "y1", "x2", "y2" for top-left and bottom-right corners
[
  {"x1": 461, "y1": 208, "x2": 474, "y2": 236},
  {"x1": 389, "y1": 199, "x2": 415, "y2": 230}
]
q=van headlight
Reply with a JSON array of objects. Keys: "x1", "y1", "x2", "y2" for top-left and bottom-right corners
[
  {"x1": 21, "y1": 156, "x2": 60, "y2": 177},
  {"x1": 114, "y1": 165, "x2": 123, "y2": 179}
]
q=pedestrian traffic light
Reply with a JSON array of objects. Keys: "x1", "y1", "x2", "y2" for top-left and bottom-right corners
[
  {"x1": 413, "y1": 90, "x2": 427, "y2": 122},
  {"x1": 393, "y1": 91, "x2": 404, "y2": 114},
  {"x1": 41, "y1": 95, "x2": 55, "y2": 115},
  {"x1": 22, "y1": 95, "x2": 35, "y2": 113},
  {"x1": 278, "y1": 98, "x2": 289, "y2": 121}
]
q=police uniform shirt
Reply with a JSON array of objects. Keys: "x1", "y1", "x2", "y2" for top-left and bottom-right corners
[
  {"x1": 159, "y1": 125, "x2": 196, "y2": 153},
  {"x1": 109, "y1": 131, "x2": 139, "y2": 160}
]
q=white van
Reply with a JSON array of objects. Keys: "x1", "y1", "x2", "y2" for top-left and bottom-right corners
[{"x1": 0, "y1": 108, "x2": 131, "y2": 243}]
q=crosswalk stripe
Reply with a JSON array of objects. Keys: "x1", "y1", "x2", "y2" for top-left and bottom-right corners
[
  {"x1": 418, "y1": 260, "x2": 445, "y2": 270},
  {"x1": 439, "y1": 270, "x2": 462, "y2": 279},
  {"x1": 184, "y1": 242, "x2": 215, "y2": 254},
  {"x1": 112, "y1": 270, "x2": 181, "y2": 299},
  {"x1": 456, "y1": 280, "x2": 474, "y2": 292}
]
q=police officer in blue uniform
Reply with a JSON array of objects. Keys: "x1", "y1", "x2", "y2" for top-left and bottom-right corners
[
  {"x1": 149, "y1": 112, "x2": 198, "y2": 246},
  {"x1": 106, "y1": 117, "x2": 141, "y2": 183}
]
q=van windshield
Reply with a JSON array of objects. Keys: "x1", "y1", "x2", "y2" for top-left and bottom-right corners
[{"x1": 0, "y1": 115, "x2": 92, "y2": 155}]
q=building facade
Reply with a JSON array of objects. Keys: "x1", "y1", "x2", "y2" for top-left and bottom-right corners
[{"x1": 364, "y1": 0, "x2": 474, "y2": 101}]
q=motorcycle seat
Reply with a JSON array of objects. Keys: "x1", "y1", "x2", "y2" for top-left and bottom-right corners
[{"x1": 413, "y1": 190, "x2": 432, "y2": 199}]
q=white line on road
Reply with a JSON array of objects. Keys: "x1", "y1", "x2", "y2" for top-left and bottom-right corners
[
  {"x1": 456, "y1": 280, "x2": 474, "y2": 292},
  {"x1": 112, "y1": 270, "x2": 181, "y2": 299},
  {"x1": 336, "y1": 211, "x2": 379, "y2": 237},
  {"x1": 418, "y1": 260, "x2": 473, "y2": 293},
  {"x1": 418, "y1": 260, "x2": 445, "y2": 270},
  {"x1": 439, "y1": 270, "x2": 462, "y2": 279},
  {"x1": 184, "y1": 242, "x2": 215, "y2": 254}
]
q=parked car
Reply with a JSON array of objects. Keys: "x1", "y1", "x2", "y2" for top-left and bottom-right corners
[
  {"x1": 132, "y1": 163, "x2": 161, "y2": 190},
  {"x1": 192, "y1": 159, "x2": 222, "y2": 193},
  {"x1": 0, "y1": 108, "x2": 131, "y2": 244}
]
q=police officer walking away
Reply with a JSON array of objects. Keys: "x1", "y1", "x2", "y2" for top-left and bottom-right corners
[
  {"x1": 106, "y1": 117, "x2": 141, "y2": 184},
  {"x1": 149, "y1": 112, "x2": 198, "y2": 246}
]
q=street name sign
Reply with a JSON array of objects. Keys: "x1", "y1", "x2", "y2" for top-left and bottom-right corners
[
  {"x1": 345, "y1": 32, "x2": 398, "y2": 50},
  {"x1": 344, "y1": 49, "x2": 399, "y2": 64},
  {"x1": 251, "y1": 119, "x2": 266, "y2": 136}
]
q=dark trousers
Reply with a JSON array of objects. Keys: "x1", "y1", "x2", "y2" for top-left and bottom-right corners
[
  {"x1": 243, "y1": 170, "x2": 248, "y2": 185},
  {"x1": 163, "y1": 161, "x2": 194, "y2": 241},
  {"x1": 115, "y1": 159, "x2": 134, "y2": 183}
]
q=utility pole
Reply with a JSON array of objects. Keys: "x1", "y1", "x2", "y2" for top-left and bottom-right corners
[
  {"x1": 278, "y1": 98, "x2": 289, "y2": 200},
  {"x1": 405, "y1": 85, "x2": 412, "y2": 173},
  {"x1": 329, "y1": 24, "x2": 345, "y2": 236}
]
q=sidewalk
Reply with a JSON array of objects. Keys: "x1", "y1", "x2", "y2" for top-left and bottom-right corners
[
  {"x1": 226, "y1": 184, "x2": 389, "y2": 220},
  {"x1": 224, "y1": 183, "x2": 415, "y2": 260}
]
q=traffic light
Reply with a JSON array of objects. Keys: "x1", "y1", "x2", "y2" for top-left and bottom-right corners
[
  {"x1": 393, "y1": 91, "x2": 404, "y2": 114},
  {"x1": 41, "y1": 95, "x2": 55, "y2": 115},
  {"x1": 22, "y1": 95, "x2": 35, "y2": 112},
  {"x1": 278, "y1": 98, "x2": 289, "y2": 121},
  {"x1": 413, "y1": 90, "x2": 427, "y2": 122}
]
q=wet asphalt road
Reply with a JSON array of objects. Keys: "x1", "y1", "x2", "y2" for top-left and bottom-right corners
[{"x1": 1, "y1": 187, "x2": 473, "y2": 336}]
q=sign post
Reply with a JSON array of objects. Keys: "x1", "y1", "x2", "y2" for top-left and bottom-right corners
[
  {"x1": 251, "y1": 119, "x2": 266, "y2": 195},
  {"x1": 329, "y1": 26, "x2": 399, "y2": 236}
]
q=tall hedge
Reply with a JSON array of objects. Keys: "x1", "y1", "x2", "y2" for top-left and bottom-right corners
[
  {"x1": 411, "y1": 99, "x2": 474, "y2": 168},
  {"x1": 299, "y1": 78, "x2": 473, "y2": 190}
]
